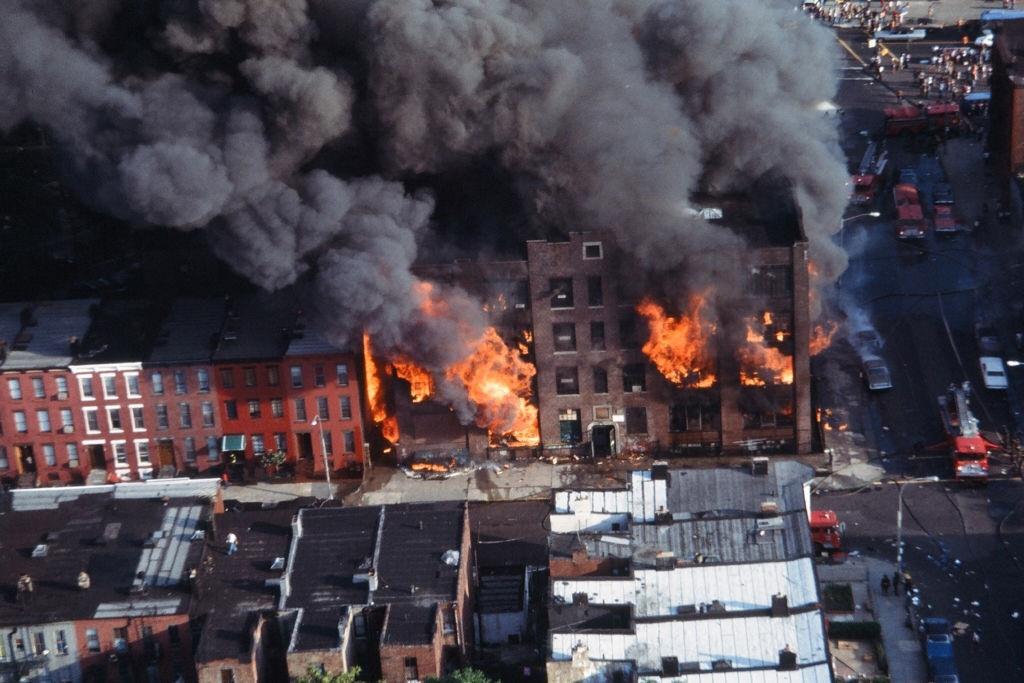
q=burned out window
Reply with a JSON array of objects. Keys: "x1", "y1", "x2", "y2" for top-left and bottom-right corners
[
  {"x1": 622, "y1": 364, "x2": 646, "y2": 392},
  {"x1": 555, "y1": 367, "x2": 579, "y2": 395},
  {"x1": 512, "y1": 280, "x2": 529, "y2": 309},
  {"x1": 747, "y1": 265, "x2": 792, "y2": 297},
  {"x1": 590, "y1": 321, "x2": 606, "y2": 350},
  {"x1": 553, "y1": 323, "x2": 577, "y2": 352},
  {"x1": 587, "y1": 276, "x2": 603, "y2": 307},
  {"x1": 741, "y1": 393, "x2": 793, "y2": 429},
  {"x1": 593, "y1": 367, "x2": 609, "y2": 394},
  {"x1": 558, "y1": 408, "x2": 582, "y2": 444},
  {"x1": 625, "y1": 406, "x2": 648, "y2": 435},
  {"x1": 549, "y1": 278, "x2": 574, "y2": 309},
  {"x1": 404, "y1": 657, "x2": 419, "y2": 681},
  {"x1": 618, "y1": 316, "x2": 640, "y2": 348},
  {"x1": 583, "y1": 242, "x2": 603, "y2": 259},
  {"x1": 670, "y1": 403, "x2": 719, "y2": 432}
]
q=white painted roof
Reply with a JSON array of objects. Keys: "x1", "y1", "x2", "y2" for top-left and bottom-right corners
[
  {"x1": 551, "y1": 610, "x2": 827, "y2": 672},
  {"x1": 11, "y1": 477, "x2": 220, "y2": 511},
  {"x1": 552, "y1": 558, "x2": 818, "y2": 617}
]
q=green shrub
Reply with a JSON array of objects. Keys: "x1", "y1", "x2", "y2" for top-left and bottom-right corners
[{"x1": 828, "y1": 620, "x2": 881, "y2": 640}]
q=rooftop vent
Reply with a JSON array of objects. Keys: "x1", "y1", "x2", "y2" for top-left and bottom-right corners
[
  {"x1": 661, "y1": 657, "x2": 679, "y2": 676},
  {"x1": 708, "y1": 600, "x2": 726, "y2": 614},
  {"x1": 751, "y1": 456, "x2": 769, "y2": 476},
  {"x1": 31, "y1": 544, "x2": 48, "y2": 558},
  {"x1": 655, "y1": 552, "x2": 675, "y2": 570},
  {"x1": 271, "y1": 557, "x2": 285, "y2": 571},
  {"x1": 778, "y1": 645, "x2": 797, "y2": 671},
  {"x1": 760, "y1": 500, "x2": 780, "y2": 517},
  {"x1": 441, "y1": 549, "x2": 460, "y2": 567},
  {"x1": 711, "y1": 659, "x2": 733, "y2": 672},
  {"x1": 771, "y1": 594, "x2": 790, "y2": 617}
]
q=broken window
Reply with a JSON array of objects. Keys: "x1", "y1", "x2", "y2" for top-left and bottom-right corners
[
  {"x1": 549, "y1": 278, "x2": 574, "y2": 309},
  {"x1": 622, "y1": 364, "x2": 646, "y2": 392},
  {"x1": 625, "y1": 407, "x2": 648, "y2": 435},
  {"x1": 558, "y1": 408, "x2": 582, "y2": 445},
  {"x1": 555, "y1": 367, "x2": 579, "y2": 395},
  {"x1": 553, "y1": 323, "x2": 577, "y2": 352}
]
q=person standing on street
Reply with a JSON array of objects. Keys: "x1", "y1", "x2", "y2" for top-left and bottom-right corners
[
  {"x1": 881, "y1": 574, "x2": 891, "y2": 595},
  {"x1": 226, "y1": 531, "x2": 239, "y2": 556},
  {"x1": 892, "y1": 571, "x2": 902, "y2": 596}
]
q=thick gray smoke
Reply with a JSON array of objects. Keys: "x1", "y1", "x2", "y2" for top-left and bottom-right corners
[{"x1": 0, "y1": 0, "x2": 848, "y2": 412}]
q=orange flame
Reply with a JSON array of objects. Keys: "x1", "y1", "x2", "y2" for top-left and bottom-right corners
[
  {"x1": 446, "y1": 327, "x2": 540, "y2": 445},
  {"x1": 738, "y1": 321, "x2": 794, "y2": 386},
  {"x1": 637, "y1": 295, "x2": 717, "y2": 388},
  {"x1": 362, "y1": 333, "x2": 399, "y2": 442},
  {"x1": 809, "y1": 321, "x2": 838, "y2": 356},
  {"x1": 391, "y1": 356, "x2": 433, "y2": 403}
]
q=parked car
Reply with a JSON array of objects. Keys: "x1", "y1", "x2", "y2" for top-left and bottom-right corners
[
  {"x1": 852, "y1": 328, "x2": 883, "y2": 352},
  {"x1": 933, "y1": 204, "x2": 961, "y2": 234},
  {"x1": 979, "y1": 356, "x2": 1009, "y2": 390},
  {"x1": 933, "y1": 183, "x2": 954, "y2": 205},
  {"x1": 862, "y1": 357, "x2": 893, "y2": 391}
]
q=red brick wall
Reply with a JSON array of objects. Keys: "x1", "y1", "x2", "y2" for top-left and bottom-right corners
[
  {"x1": 0, "y1": 368, "x2": 83, "y2": 484},
  {"x1": 379, "y1": 642, "x2": 442, "y2": 683},
  {"x1": 140, "y1": 364, "x2": 222, "y2": 473},
  {"x1": 74, "y1": 613, "x2": 194, "y2": 683}
]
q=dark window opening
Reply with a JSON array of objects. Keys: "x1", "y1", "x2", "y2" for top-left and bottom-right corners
[
  {"x1": 555, "y1": 367, "x2": 579, "y2": 395},
  {"x1": 553, "y1": 323, "x2": 577, "y2": 352},
  {"x1": 625, "y1": 406, "x2": 648, "y2": 435},
  {"x1": 622, "y1": 364, "x2": 646, "y2": 392},
  {"x1": 593, "y1": 367, "x2": 608, "y2": 394},
  {"x1": 549, "y1": 278, "x2": 574, "y2": 309},
  {"x1": 618, "y1": 316, "x2": 640, "y2": 348},
  {"x1": 587, "y1": 276, "x2": 603, "y2": 307},
  {"x1": 559, "y1": 408, "x2": 582, "y2": 445},
  {"x1": 590, "y1": 321, "x2": 606, "y2": 350}
]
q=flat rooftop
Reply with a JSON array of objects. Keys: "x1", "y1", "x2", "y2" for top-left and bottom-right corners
[
  {"x1": 0, "y1": 492, "x2": 210, "y2": 626},
  {"x1": 0, "y1": 299, "x2": 97, "y2": 370}
]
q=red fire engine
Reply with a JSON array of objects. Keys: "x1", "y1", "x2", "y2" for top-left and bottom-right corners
[
  {"x1": 884, "y1": 102, "x2": 960, "y2": 136},
  {"x1": 850, "y1": 142, "x2": 888, "y2": 206},
  {"x1": 893, "y1": 183, "x2": 927, "y2": 239},
  {"x1": 937, "y1": 382, "x2": 999, "y2": 482},
  {"x1": 809, "y1": 509, "x2": 847, "y2": 562}
]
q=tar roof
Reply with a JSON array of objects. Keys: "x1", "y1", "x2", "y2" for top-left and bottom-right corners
[
  {"x1": 285, "y1": 328, "x2": 347, "y2": 357},
  {"x1": 664, "y1": 462, "x2": 812, "y2": 515},
  {"x1": 75, "y1": 299, "x2": 166, "y2": 364},
  {"x1": 0, "y1": 493, "x2": 209, "y2": 626},
  {"x1": 283, "y1": 502, "x2": 466, "y2": 651},
  {"x1": 213, "y1": 292, "x2": 298, "y2": 363},
  {"x1": 147, "y1": 298, "x2": 227, "y2": 365},
  {"x1": 193, "y1": 500, "x2": 312, "y2": 663},
  {"x1": 0, "y1": 299, "x2": 97, "y2": 370},
  {"x1": 470, "y1": 501, "x2": 550, "y2": 568}
]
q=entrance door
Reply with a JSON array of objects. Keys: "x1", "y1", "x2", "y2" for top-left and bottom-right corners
[
  {"x1": 591, "y1": 425, "x2": 616, "y2": 458},
  {"x1": 88, "y1": 445, "x2": 106, "y2": 468},
  {"x1": 156, "y1": 440, "x2": 175, "y2": 467},
  {"x1": 296, "y1": 433, "x2": 314, "y2": 460},
  {"x1": 15, "y1": 445, "x2": 36, "y2": 474}
]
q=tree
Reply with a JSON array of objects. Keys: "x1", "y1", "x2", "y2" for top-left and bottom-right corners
[
  {"x1": 425, "y1": 668, "x2": 496, "y2": 683},
  {"x1": 296, "y1": 665, "x2": 366, "y2": 683}
]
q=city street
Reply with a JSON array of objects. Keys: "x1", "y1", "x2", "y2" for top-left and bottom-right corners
[{"x1": 815, "y1": 16, "x2": 1024, "y2": 682}]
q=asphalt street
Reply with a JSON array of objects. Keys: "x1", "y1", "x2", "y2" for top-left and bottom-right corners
[{"x1": 815, "y1": 18, "x2": 1024, "y2": 682}]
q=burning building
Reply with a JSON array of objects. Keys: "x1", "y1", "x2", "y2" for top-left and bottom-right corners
[{"x1": 527, "y1": 190, "x2": 812, "y2": 456}]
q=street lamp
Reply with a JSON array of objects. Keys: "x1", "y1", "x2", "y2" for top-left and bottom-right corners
[
  {"x1": 310, "y1": 415, "x2": 334, "y2": 501},
  {"x1": 895, "y1": 476, "x2": 940, "y2": 575},
  {"x1": 840, "y1": 211, "x2": 881, "y2": 251}
]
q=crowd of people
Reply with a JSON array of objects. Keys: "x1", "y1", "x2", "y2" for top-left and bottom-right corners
[{"x1": 912, "y1": 46, "x2": 992, "y2": 101}]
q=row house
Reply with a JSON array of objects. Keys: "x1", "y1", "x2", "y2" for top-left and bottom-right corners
[
  {"x1": 0, "y1": 300, "x2": 97, "y2": 487},
  {"x1": 0, "y1": 294, "x2": 366, "y2": 488},
  {"x1": 212, "y1": 294, "x2": 365, "y2": 476}
]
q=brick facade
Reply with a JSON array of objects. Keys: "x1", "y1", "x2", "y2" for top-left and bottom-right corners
[
  {"x1": 527, "y1": 231, "x2": 812, "y2": 457},
  {"x1": 74, "y1": 612, "x2": 194, "y2": 682}
]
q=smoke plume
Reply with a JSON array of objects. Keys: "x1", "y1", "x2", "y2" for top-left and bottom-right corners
[{"x1": 0, "y1": 0, "x2": 848, "y2": 414}]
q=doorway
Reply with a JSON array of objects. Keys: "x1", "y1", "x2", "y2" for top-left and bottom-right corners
[
  {"x1": 88, "y1": 445, "x2": 106, "y2": 468},
  {"x1": 15, "y1": 445, "x2": 37, "y2": 474},
  {"x1": 591, "y1": 425, "x2": 616, "y2": 458},
  {"x1": 156, "y1": 440, "x2": 175, "y2": 467},
  {"x1": 296, "y1": 432, "x2": 314, "y2": 460}
]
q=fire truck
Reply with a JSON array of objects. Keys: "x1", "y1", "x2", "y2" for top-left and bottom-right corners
[
  {"x1": 937, "y1": 382, "x2": 998, "y2": 482},
  {"x1": 893, "y1": 183, "x2": 927, "y2": 239},
  {"x1": 850, "y1": 142, "x2": 888, "y2": 206},
  {"x1": 809, "y1": 509, "x2": 847, "y2": 562},
  {"x1": 884, "y1": 102, "x2": 961, "y2": 137}
]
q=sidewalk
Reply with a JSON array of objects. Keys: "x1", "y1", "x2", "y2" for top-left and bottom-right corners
[{"x1": 820, "y1": 556, "x2": 928, "y2": 683}]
